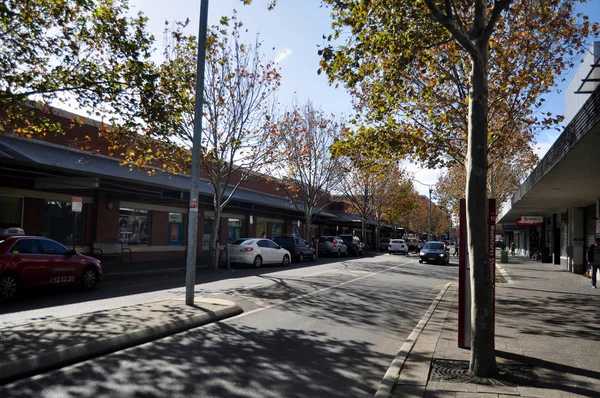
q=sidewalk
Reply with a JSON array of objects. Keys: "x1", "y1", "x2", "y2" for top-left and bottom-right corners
[
  {"x1": 0, "y1": 298, "x2": 242, "y2": 384},
  {"x1": 384, "y1": 255, "x2": 600, "y2": 397}
]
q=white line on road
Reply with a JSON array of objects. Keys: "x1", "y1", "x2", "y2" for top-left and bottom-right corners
[{"x1": 220, "y1": 258, "x2": 419, "y2": 323}]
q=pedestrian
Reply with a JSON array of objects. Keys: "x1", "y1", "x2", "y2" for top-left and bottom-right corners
[
  {"x1": 510, "y1": 241, "x2": 516, "y2": 256},
  {"x1": 453, "y1": 243, "x2": 458, "y2": 257},
  {"x1": 587, "y1": 238, "x2": 600, "y2": 289}
]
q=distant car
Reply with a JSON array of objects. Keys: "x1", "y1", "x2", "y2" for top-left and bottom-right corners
[
  {"x1": 419, "y1": 241, "x2": 450, "y2": 265},
  {"x1": 317, "y1": 236, "x2": 348, "y2": 257},
  {"x1": 273, "y1": 235, "x2": 316, "y2": 262},
  {"x1": 388, "y1": 239, "x2": 408, "y2": 255},
  {"x1": 405, "y1": 238, "x2": 420, "y2": 253},
  {"x1": 378, "y1": 238, "x2": 391, "y2": 251},
  {"x1": 229, "y1": 238, "x2": 291, "y2": 268},
  {"x1": 339, "y1": 234, "x2": 365, "y2": 256},
  {"x1": 0, "y1": 236, "x2": 103, "y2": 299}
]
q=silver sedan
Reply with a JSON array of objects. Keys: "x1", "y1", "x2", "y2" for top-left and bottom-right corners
[{"x1": 228, "y1": 238, "x2": 291, "y2": 268}]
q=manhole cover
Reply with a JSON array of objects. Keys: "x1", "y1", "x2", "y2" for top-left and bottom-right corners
[{"x1": 430, "y1": 359, "x2": 537, "y2": 386}]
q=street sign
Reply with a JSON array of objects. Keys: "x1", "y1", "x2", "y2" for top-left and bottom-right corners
[
  {"x1": 72, "y1": 197, "x2": 83, "y2": 213},
  {"x1": 521, "y1": 216, "x2": 543, "y2": 223}
]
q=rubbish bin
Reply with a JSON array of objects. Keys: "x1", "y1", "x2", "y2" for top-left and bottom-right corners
[{"x1": 500, "y1": 250, "x2": 509, "y2": 263}]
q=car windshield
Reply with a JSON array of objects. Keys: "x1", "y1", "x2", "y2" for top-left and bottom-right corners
[
  {"x1": 318, "y1": 237, "x2": 334, "y2": 242},
  {"x1": 424, "y1": 243, "x2": 445, "y2": 250},
  {"x1": 391, "y1": 239, "x2": 403, "y2": 243},
  {"x1": 231, "y1": 239, "x2": 253, "y2": 245},
  {"x1": 340, "y1": 236, "x2": 352, "y2": 243},
  {"x1": 274, "y1": 237, "x2": 293, "y2": 245}
]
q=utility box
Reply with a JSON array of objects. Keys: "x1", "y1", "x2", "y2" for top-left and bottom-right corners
[{"x1": 500, "y1": 250, "x2": 509, "y2": 263}]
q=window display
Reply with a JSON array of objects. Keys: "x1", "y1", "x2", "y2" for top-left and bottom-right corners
[{"x1": 119, "y1": 208, "x2": 150, "y2": 245}]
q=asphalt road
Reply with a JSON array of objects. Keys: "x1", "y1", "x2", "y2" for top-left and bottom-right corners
[{"x1": 0, "y1": 252, "x2": 458, "y2": 397}]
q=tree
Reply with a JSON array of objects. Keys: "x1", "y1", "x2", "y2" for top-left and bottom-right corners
[
  {"x1": 319, "y1": 0, "x2": 597, "y2": 376},
  {"x1": 121, "y1": 15, "x2": 281, "y2": 268},
  {"x1": 270, "y1": 101, "x2": 344, "y2": 242},
  {"x1": 1, "y1": 0, "x2": 156, "y2": 138},
  {"x1": 338, "y1": 160, "x2": 405, "y2": 243}
]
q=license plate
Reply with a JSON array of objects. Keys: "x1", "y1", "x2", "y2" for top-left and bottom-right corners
[{"x1": 429, "y1": 257, "x2": 435, "y2": 261}]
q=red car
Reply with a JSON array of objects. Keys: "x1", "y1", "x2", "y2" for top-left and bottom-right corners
[{"x1": 0, "y1": 236, "x2": 103, "y2": 299}]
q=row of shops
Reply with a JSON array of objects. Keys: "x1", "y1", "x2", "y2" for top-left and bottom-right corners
[
  {"x1": 497, "y1": 42, "x2": 600, "y2": 275},
  {"x1": 0, "y1": 125, "x2": 401, "y2": 265}
]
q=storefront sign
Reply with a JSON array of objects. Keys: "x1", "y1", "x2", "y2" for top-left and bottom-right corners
[
  {"x1": 72, "y1": 197, "x2": 83, "y2": 213},
  {"x1": 521, "y1": 216, "x2": 543, "y2": 223},
  {"x1": 168, "y1": 213, "x2": 182, "y2": 223},
  {"x1": 515, "y1": 218, "x2": 542, "y2": 227}
]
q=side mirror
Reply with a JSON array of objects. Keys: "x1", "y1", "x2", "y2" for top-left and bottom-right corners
[{"x1": 67, "y1": 249, "x2": 77, "y2": 256}]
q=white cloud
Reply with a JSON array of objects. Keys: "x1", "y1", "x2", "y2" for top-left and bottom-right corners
[{"x1": 275, "y1": 48, "x2": 292, "y2": 63}]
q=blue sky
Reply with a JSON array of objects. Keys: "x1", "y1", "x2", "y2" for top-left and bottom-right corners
[{"x1": 128, "y1": 0, "x2": 600, "y2": 196}]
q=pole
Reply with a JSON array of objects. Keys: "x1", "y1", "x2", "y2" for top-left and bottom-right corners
[
  {"x1": 428, "y1": 187, "x2": 432, "y2": 241},
  {"x1": 185, "y1": 0, "x2": 210, "y2": 306}
]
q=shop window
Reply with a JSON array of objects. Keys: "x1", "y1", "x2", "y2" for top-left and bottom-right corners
[
  {"x1": 119, "y1": 208, "x2": 150, "y2": 245},
  {"x1": 257, "y1": 221, "x2": 267, "y2": 238},
  {"x1": 43, "y1": 201, "x2": 85, "y2": 246},
  {"x1": 168, "y1": 213, "x2": 183, "y2": 245},
  {"x1": 228, "y1": 218, "x2": 244, "y2": 243},
  {"x1": 203, "y1": 216, "x2": 219, "y2": 244},
  {"x1": 271, "y1": 222, "x2": 283, "y2": 238},
  {"x1": 0, "y1": 196, "x2": 23, "y2": 230}
]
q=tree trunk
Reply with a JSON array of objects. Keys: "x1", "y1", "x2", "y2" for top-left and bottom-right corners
[
  {"x1": 211, "y1": 208, "x2": 222, "y2": 271},
  {"x1": 467, "y1": 46, "x2": 497, "y2": 377},
  {"x1": 361, "y1": 218, "x2": 366, "y2": 248}
]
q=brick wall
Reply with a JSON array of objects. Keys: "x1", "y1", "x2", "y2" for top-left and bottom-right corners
[
  {"x1": 151, "y1": 211, "x2": 168, "y2": 246},
  {"x1": 95, "y1": 199, "x2": 119, "y2": 243}
]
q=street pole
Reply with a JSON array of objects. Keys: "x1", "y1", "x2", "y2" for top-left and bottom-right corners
[
  {"x1": 185, "y1": 0, "x2": 210, "y2": 307},
  {"x1": 428, "y1": 187, "x2": 432, "y2": 241}
]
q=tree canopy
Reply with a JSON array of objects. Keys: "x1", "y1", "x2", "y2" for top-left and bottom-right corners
[{"x1": 0, "y1": 0, "x2": 156, "y2": 138}]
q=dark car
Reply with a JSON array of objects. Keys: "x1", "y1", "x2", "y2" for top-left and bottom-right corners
[
  {"x1": 0, "y1": 236, "x2": 103, "y2": 299},
  {"x1": 273, "y1": 235, "x2": 316, "y2": 262},
  {"x1": 339, "y1": 235, "x2": 365, "y2": 256},
  {"x1": 378, "y1": 238, "x2": 391, "y2": 251},
  {"x1": 419, "y1": 241, "x2": 450, "y2": 265}
]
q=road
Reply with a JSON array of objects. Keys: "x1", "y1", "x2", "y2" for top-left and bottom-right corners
[{"x1": 0, "y1": 252, "x2": 458, "y2": 397}]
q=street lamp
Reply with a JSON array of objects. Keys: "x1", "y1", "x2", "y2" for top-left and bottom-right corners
[
  {"x1": 414, "y1": 179, "x2": 433, "y2": 242},
  {"x1": 185, "y1": 0, "x2": 210, "y2": 306}
]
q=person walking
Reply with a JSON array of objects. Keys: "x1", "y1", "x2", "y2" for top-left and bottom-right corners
[
  {"x1": 510, "y1": 241, "x2": 516, "y2": 256},
  {"x1": 587, "y1": 237, "x2": 600, "y2": 289},
  {"x1": 453, "y1": 243, "x2": 458, "y2": 257}
]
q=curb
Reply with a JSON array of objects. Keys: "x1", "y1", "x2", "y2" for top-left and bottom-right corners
[
  {"x1": 374, "y1": 282, "x2": 453, "y2": 398},
  {"x1": 103, "y1": 265, "x2": 209, "y2": 279},
  {"x1": 496, "y1": 263, "x2": 513, "y2": 284},
  {"x1": 0, "y1": 300, "x2": 242, "y2": 385}
]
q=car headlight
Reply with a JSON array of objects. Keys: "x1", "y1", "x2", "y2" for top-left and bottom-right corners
[
  {"x1": 420, "y1": 251, "x2": 425, "y2": 256},
  {"x1": 440, "y1": 253, "x2": 445, "y2": 257}
]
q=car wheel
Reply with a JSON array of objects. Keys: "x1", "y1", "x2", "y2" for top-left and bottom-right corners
[
  {"x1": 253, "y1": 256, "x2": 263, "y2": 268},
  {"x1": 419, "y1": 259, "x2": 423, "y2": 264},
  {"x1": 282, "y1": 255, "x2": 290, "y2": 266},
  {"x1": 81, "y1": 266, "x2": 99, "y2": 290},
  {"x1": 0, "y1": 273, "x2": 20, "y2": 299},
  {"x1": 311, "y1": 252, "x2": 316, "y2": 261},
  {"x1": 336, "y1": 250, "x2": 341, "y2": 258},
  {"x1": 299, "y1": 253, "x2": 304, "y2": 263}
]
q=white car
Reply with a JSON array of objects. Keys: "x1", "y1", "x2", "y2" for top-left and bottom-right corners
[
  {"x1": 388, "y1": 239, "x2": 408, "y2": 255},
  {"x1": 228, "y1": 238, "x2": 291, "y2": 268}
]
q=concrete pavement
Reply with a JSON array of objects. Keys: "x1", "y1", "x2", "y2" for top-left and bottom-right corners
[
  {"x1": 0, "y1": 298, "x2": 242, "y2": 384},
  {"x1": 382, "y1": 254, "x2": 600, "y2": 398}
]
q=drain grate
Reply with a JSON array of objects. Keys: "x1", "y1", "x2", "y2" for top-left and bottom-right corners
[{"x1": 430, "y1": 359, "x2": 537, "y2": 386}]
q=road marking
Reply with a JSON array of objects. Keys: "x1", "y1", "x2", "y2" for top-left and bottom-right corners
[{"x1": 220, "y1": 258, "x2": 420, "y2": 323}]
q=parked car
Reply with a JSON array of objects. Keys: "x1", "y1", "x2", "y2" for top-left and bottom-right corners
[
  {"x1": 405, "y1": 238, "x2": 421, "y2": 253},
  {"x1": 388, "y1": 239, "x2": 408, "y2": 255},
  {"x1": 317, "y1": 236, "x2": 348, "y2": 257},
  {"x1": 339, "y1": 234, "x2": 365, "y2": 256},
  {"x1": 0, "y1": 236, "x2": 103, "y2": 299},
  {"x1": 419, "y1": 241, "x2": 450, "y2": 265},
  {"x1": 228, "y1": 238, "x2": 291, "y2": 268},
  {"x1": 273, "y1": 235, "x2": 316, "y2": 262},
  {"x1": 378, "y1": 238, "x2": 391, "y2": 251}
]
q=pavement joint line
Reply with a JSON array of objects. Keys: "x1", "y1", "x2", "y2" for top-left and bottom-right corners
[
  {"x1": 496, "y1": 263, "x2": 513, "y2": 284},
  {"x1": 218, "y1": 258, "x2": 420, "y2": 323},
  {"x1": 374, "y1": 281, "x2": 454, "y2": 398}
]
